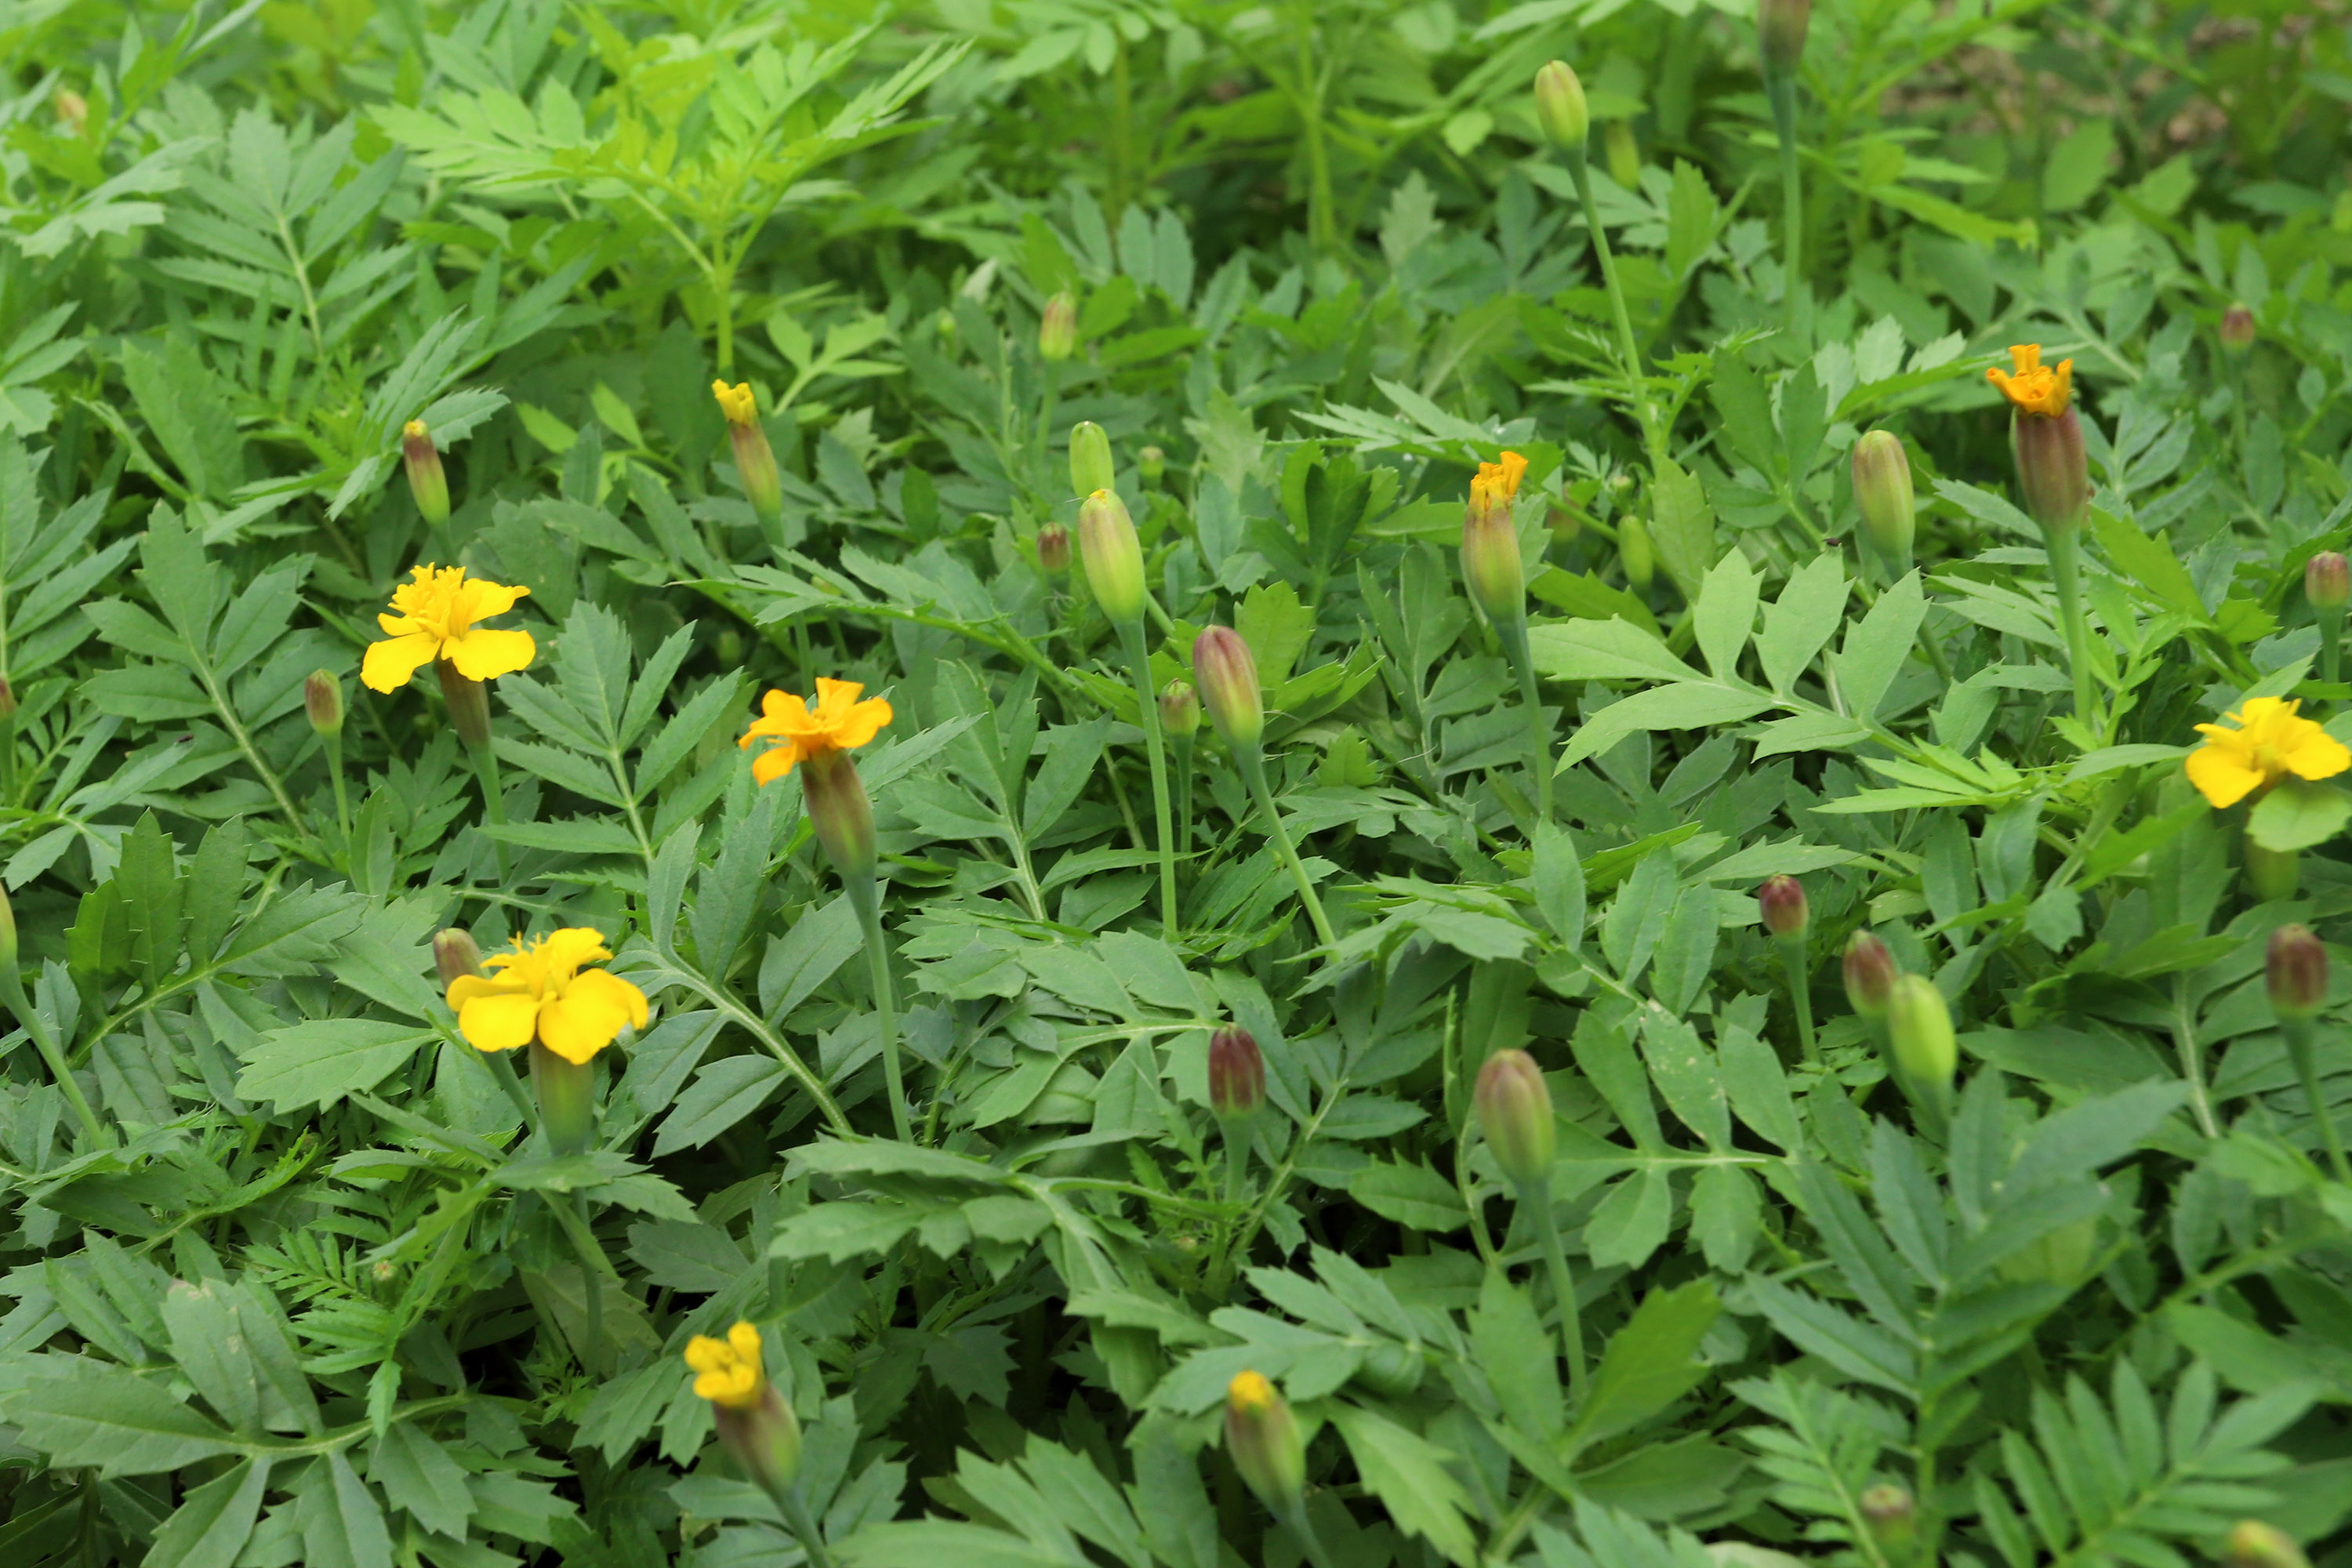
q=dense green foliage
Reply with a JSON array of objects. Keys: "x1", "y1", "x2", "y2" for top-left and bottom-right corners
[{"x1": 4, "y1": 0, "x2": 2352, "y2": 1563}]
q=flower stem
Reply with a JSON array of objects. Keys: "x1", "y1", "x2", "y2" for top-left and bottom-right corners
[
  {"x1": 2322, "y1": 605, "x2": 2344, "y2": 688},
  {"x1": 1171, "y1": 728, "x2": 1196, "y2": 877},
  {"x1": 1119, "y1": 619, "x2": 1180, "y2": 938},
  {"x1": 1, "y1": 966, "x2": 105, "y2": 1148},
  {"x1": 1766, "y1": 71, "x2": 1804, "y2": 335},
  {"x1": 1223, "y1": 1119, "x2": 1252, "y2": 1207},
  {"x1": 1778, "y1": 933, "x2": 1818, "y2": 1063},
  {"x1": 481, "y1": 1047, "x2": 541, "y2": 1131},
  {"x1": 2281, "y1": 1017, "x2": 2351, "y2": 1184},
  {"x1": 844, "y1": 871, "x2": 913, "y2": 1143},
  {"x1": 324, "y1": 731, "x2": 351, "y2": 843},
  {"x1": 469, "y1": 739, "x2": 513, "y2": 883},
  {"x1": 1565, "y1": 154, "x2": 1663, "y2": 466},
  {"x1": 1518, "y1": 1177, "x2": 1587, "y2": 1403},
  {"x1": 1273, "y1": 1498, "x2": 1340, "y2": 1568},
  {"x1": 1236, "y1": 750, "x2": 1336, "y2": 948},
  {"x1": 774, "y1": 1481, "x2": 838, "y2": 1568},
  {"x1": 2042, "y1": 524, "x2": 2099, "y2": 732},
  {"x1": 0, "y1": 706, "x2": 16, "y2": 808},
  {"x1": 1496, "y1": 620, "x2": 1553, "y2": 822}
]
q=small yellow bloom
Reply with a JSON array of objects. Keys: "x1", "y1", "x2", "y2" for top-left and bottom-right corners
[
  {"x1": 1470, "y1": 450, "x2": 1529, "y2": 516},
  {"x1": 1987, "y1": 344, "x2": 2073, "y2": 419},
  {"x1": 685, "y1": 1321, "x2": 765, "y2": 1410},
  {"x1": 739, "y1": 678, "x2": 892, "y2": 786},
  {"x1": 713, "y1": 381, "x2": 758, "y2": 427},
  {"x1": 445, "y1": 927, "x2": 649, "y2": 1065},
  {"x1": 2187, "y1": 696, "x2": 2352, "y2": 809},
  {"x1": 360, "y1": 564, "x2": 534, "y2": 693},
  {"x1": 1229, "y1": 1369, "x2": 1276, "y2": 1414}
]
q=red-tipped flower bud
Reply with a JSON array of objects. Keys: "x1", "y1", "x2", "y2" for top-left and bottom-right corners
[
  {"x1": 1036, "y1": 524, "x2": 1071, "y2": 575},
  {"x1": 2224, "y1": 1522, "x2": 2310, "y2": 1568},
  {"x1": 305, "y1": 670, "x2": 344, "y2": 736},
  {"x1": 2267, "y1": 924, "x2": 2328, "y2": 1022},
  {"x1": 403, "y1": 421, "x2": 449, "y2": 526},
  {"x1": 1842, "y1": 931, "x2": 1896, "y2": 1018},
  {"x1": 1076, "y1": 489, "x2": 1147, "y2": 626},
  {"x1": 2220, "y1": 304, "x2": 2258, "y2": 358},
  {"x1": 1225, "y1": 1371, "x2": 1305, "y2": 1508},
  {"x1": 1475, "y1": 1048, "x2": 1555, "y2": 1189},
  {"x1": 1886, "y1": 974, "x2": 1957, "y2": 1093},
  {"x1": 1040, "y1": 292, "x2": 1077, "y2": 362},
  {"x1": 1208, "y1": 1026, "x2": 1265, "y2": 1121},
  {"x1": 2307, "y1": 552, "x2": 2347, "y2": 614},
  {"x1": 1191, "y1": 626, "x2": 1263, "y2": 754},
  {"x1": 1069, "y1": 421, "x2": 1114, "y2": 499},
  {"x1": 0, "y1": 676, "x2": 16, "y2": 720},
  {"x1": 1533, "y1": 61, "x2": 1588, "y2": 154},
  {"x1": 1850, "y1": 430, "x2": 1915, "y2": 573},
  {"x1": 434, "y1": 929, "x2": 485, "y2": 985},
  {"x1": 1160, "y1": 681, "x2": 1200, "y2": 738},
  {"x1": 1758, "y1": 875, "x2": 1809, "y2": 939},
  {"x1": 1759, "y1": 0, "x2": 1811, "y2": 74}
]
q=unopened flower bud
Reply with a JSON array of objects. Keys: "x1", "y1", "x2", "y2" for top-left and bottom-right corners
[
  {"x1": 1843, "y1": 931, "x2": 1896, "y2": 1018},
  {"x1": 1533, "y1": 61, "x2": 1588, "y2": 155},
  {"x1": 1621, "y1": 511, "x2": 1654, "y2": 590},
  {"x1": 1859, "y1": 1485, "x2": 1915, "y2": 1556},
  {"x1": 1462, "y1": 452, "x2": 1529, "y2": 627},
  {"x1": 687, "y1": 1323, "x2": 803, "y2": 1495},
  {"x1": 1040, "y1": 292, "x2": 1077, "y2": 362},
  {"x1": 55, "y1": 90, "x2": 87, "y2": 132},
  {"x1": 1759, "y1": 0, "x2": 1812, "y2": 75},
  {"x1": 2220, "y1": 304, "x2": 2258, "y2": 358},
  {"x1": 1546, "y1": 501, "x2": 1583, "y2": 544},
  {"x1": 1036, "y1": 524, "x2": 1071, "y2": 575},
  {"x1": 1225, "y1": 1371, "x2": 1305, "y2": 1508},
  {"x1": 0, "y1": 676, "x2": 16, "y2": 720},
  {"x1": 1076, "y1": 489, "x2": 1147, "y2": 626},
  {"x1": 403, "y1": 421, "x2": 449, "y2": 526},
  {"x1": 1850, "y1": 430, "x2": 1915, "y2": 573},
  {"x1": 1191, "y1": 626, "x2": 1263, "y2": 754},
  {"x1": 0, "y1": 878, "x2": 16, "y2": 971},
  {"x1": 1138, "y1": 445, "x2": 1166, "y2": 490},
  {"x1": 713, "y1": 382, "x2": 782, "y2": 527},
  {"x1": 434, "y1": 929, "x2": 485, "y2": 985},
  {"x1": 1475, "y1": 1048, "x2": 1555, "y2": 1189},
  {"x1": 1604, "y1": 120, "x2": 1641, "y2": 191},
  {"x1": 1758, "y1": 875, "x2": 1809, "y2": 938},
  {"x1": 305, "y1": 670, "x2": 344, "y2": 736},
  {"x1": 2307, "y1": 552, "x2": 2347, "y2": 613},
  {"x1": 1160, "y1": 681, "x2": 1200, "y2": 738},
  {"x1": 1886, "y1": 974, "x2": 1957, "y2": 1094},
  {"x1": 2267, "y1": 923, "x2": 2327, "y2": 1022},
  {"x1": 2224, "y1": 1522, "x2": 2309, "y2": 1568},
  {"x1": 1069, "y1": 421, "x2": 1115, "y2": 499},
  {"x1": 1208, "y1": 1026, "x2": 1265, "y2": 1121}
]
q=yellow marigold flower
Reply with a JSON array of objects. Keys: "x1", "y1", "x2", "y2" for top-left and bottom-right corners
[
  {"x1": 2186, "y1": 696, "x2": 2352, "y2": 809},
  {"x1": 1986, "y1": 343, "x2": 2073, "y2": 419},
  {"x1": 739, "y1": 678, "x2": 892, "y2": 786},
  {"x1": 1470, "y1": 450, "x2": 1529, "y2": 516},
  {"x1": 445, "y1": 927, "x2": 649, "y2": 1065},
  {"x1": 360, "y1": 564, "x2": 535, "y2": 694},
  {"x1": 713, "y1": 380, "x2": 758, "y2": 427},
  {"x1": 685, "y1": 1321, "x2": 765, "y2": 1410},
  {"x1": 1229, "y1": 1370, "x2": 1276, "y2": 1413}
]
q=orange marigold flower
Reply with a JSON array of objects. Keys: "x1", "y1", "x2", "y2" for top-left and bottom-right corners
[
  {"x1": 2186, "y1": 696, "x2": 2352, "y2": 810},
  {"x1": 1986, "y1": 343, "x2": 2073, "y2": 419},
  {"x1": 739, "y1": 678, "x2": 892, "y2": 785},
  {"x1": 360, "y1": 564, "x2": 534, "y2": 693},
  {"x1": 445, "y1": 927, "x2": 648, "y2": 1065}
]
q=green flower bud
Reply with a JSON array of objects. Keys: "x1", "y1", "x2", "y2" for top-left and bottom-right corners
[
  {"x1": 1036, "y1": 524, "x2": 1071, "y2": 575},
  {"x1": 1475, "y1": 1048, "x2": 1555, "y2": 1189},
  {"x1": 1859, "y1": 1485, "x2": 1915, "y2": 1559},
  {"x1": 1621, "y1": 511, "x2": 1655, "y2": 590},
  {"x1": 1160, "y1": 681, "x2": 1200, "y2": 738},
  {"x1": 1040, "y1": 292, "x2": 1077, "y2": 362},
  {"x1": 1759, "y1": 0, "x2": 1811, "y2": 75},
  {"x1": 1604, "y1": 119, "x2": 1641, "y2": 191},
  {"x1": 434, "y1": 929, "x2": 485, "y2": 985},
  {"x1": 1069, "y1": 421, "x2": 1115, "y2": 499},
  {"x1": 1842, "y1": 931, "x2": 1896, "y2": 1019},
  {"x1": 1758, "y1": 875, "x2": 1808, "y2": 938},
  {"x1": 1138, "y1": 445, "x2": 1166, "y2": 490},
  {"x1": 1850, "y1": 430, "x2": 1915, "y2": 573},
  {"x1": 2267, "y1": 923, "x2": 2327, "y2": 1022},
  {"x1": 403, "y1": 421, "x2": 450, "y2": 526},
  {"x1": 1225, "y1": 1371, "x2": 1305, "y2": 1508},
  {"x1": 1191, "y1": 626, "x2": 1262, "y2": 754},
  {"x1": 1534, "y1": 61, "x2": 1589, "y2": 155},
  {"x1": 2225, "y1": 1523, "x2": 2309, "y2": 1568},
  {"x1": 1886, "y1": 974, "x2": 1957, "y2": 1094},
  {"x1": 2220, "y1": 304, "x2": 2258, "y2": 358},
  {"x1": 1076, "y1": 489, "x2": 1147, "y2": 626},
  {"x1": 305, "y1": 670, "x2": 344, "y2": 737},
  {"x1": 2307, "y1": 552, "x2": 2347, "y2": 612}
]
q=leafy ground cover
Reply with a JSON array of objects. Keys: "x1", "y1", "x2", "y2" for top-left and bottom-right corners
[{"x1": 3, "y1": 0, "x2": 2352, "y2": 1563}]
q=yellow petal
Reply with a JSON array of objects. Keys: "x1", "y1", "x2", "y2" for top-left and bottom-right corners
[
  {"x1": 2285, "y1": 728, "x2": 2352, "y2": 781},
  {"x1": 830, "y1": 697, "x2": 891, "y2": 752},
  {"x1": 361, "y1": 632, "x2": 442, "y2": 693},
  {"x1": 536, "y1": 993, "x2": 624, "y2": 1064},
  {"x1": 751, "y1": 739, "x2": 802, "y2": 783},
  {"x1": 568, "y1": 967, "x2": 649, "y2": 1031},
  {"x1": 446, "y1": 974, "x2": 526, "y2": 1010},
  {"x1": 458, "y1": 578, "x2": 530, "y2": 622},
  {"x1": 457, "y1": 989, "x2": 539, "y2": 1052},
  {"x1": 445, "y1": 627, "x2": 535, "y2": 681},
  {"x1": 2186, "y1": 745, "x2": 2265, "y2": 809}
]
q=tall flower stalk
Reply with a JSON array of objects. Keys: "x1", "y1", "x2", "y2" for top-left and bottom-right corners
[
  {"x1": 1476, "y1": 1049, "x2": 1584, "y2": 1399},
  {"x1": 2267, "y1": 924, "x2": 2349, "y2": 1183},
  {"x1": 1461, "y1": 450, "x2": 1554, "y2": 820},
  {"x1": 1077, "y1": 485, "x2": 1180, "y2": 938},
  {"x1": 1193, "y1": 626, "x2": 1335, "y2": 947},
  {"x1": 1757, "y1": 0, "x2": 1812, "y2": 331},
  {"x1": 1988, "y1": 345, "x2": 2096, "y2": 730},
  {"x1": 740, "y1": 680, "x2": 910, "y2": 1142},
  {"x1": 686, "y1": 1323, "x2": 833, "y2": 1568}
]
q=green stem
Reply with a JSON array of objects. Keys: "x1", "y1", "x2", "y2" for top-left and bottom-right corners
[
  {"x1": 2042, "y1": 525, "x2": 2099, "y2": 732},
  {"x1": 1119, "y1": 619, "x2": 1181, "y2": 938},
  {"x1": 1293, "y1": 3, "x2": 1333, "y2": 252},
  {"x1": 1274, "y1": 1498, "x2": 1341, "y2": 1568},
  {"x1": 1497, "y1": 621, "x2": 1552, "y2": 822},
  {"x1": 1766, "y1": 72, "x2": 1804, "y2": 335},
  {"x1": 1236, "y1": 750, "x2": 1336, "y2": 948},
  {"x1": 324, "y1": 731, "x2": 350, "y2": 844},
  {"x1": 1779, "y1": 934, "x2": 1818, "y2": 1064},
  {"x1": 2281, "y1": 1017, "x2": 2351, "y2": 1184},
  {"x1": 1222, "y1": 1119, "x2": 1251, "y2": 1207},
  {"x1": 1566, "y1": 154, "x2": 1662, "y2": 466},
  {"x1": 1171, "y1": 730, "x2": 1196, "y2": 878},
  {"x1": 481, "y1": 1047, "x2": 540, "y2": 1131},
  {"x1": 1519, "y1": 1178, "x2": 1587, "y2": 1404},
  {"x1": 2322, "y1": 606, "x2": 2343, "y2": 688},
  {"x1": 0, "y1": 706, "x2": 16, "y2": 807},
  {"x1": 575, "y1": 1190, "x2": 602, "y2": 1373},
  {"x1": 470, "y1": 739, "x2": 513, "y2": 883},
  {"x1": 844, "y1": 873, "x2": 913, "y2": 1143},
  {"x1": 2, "y1": 967, "x2": 105, "y2": 1148},
  {"x1": 775, "y1": 1482, "x2": 837, "y2": 1568}
]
